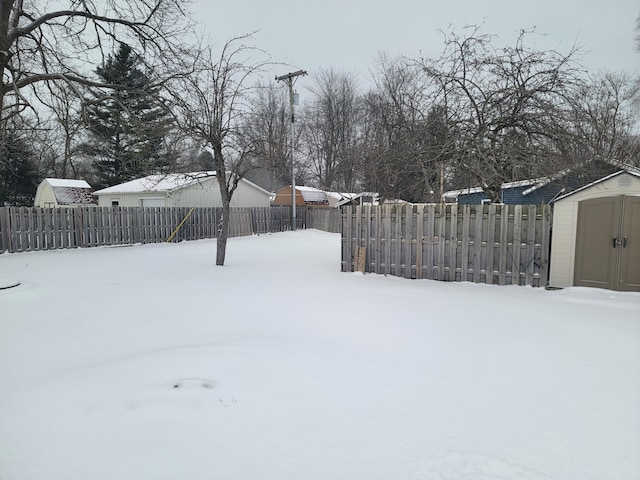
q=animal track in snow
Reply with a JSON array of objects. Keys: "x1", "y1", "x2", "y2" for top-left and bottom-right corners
[{"x1": 168, "y1": 377, "x2": 216, "y2": 390}]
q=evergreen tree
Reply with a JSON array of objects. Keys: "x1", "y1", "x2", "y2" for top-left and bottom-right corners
[
  {"x1": 84, "y1": 44, "x2": 175, "y2": 188},
  {"x1": 0, "y1": 131, "x2": 40, "y2": 206}
]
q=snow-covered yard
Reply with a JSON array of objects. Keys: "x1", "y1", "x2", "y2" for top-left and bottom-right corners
[{"x1": 1, "y1": 229, "x2": 639, "y2": 480}]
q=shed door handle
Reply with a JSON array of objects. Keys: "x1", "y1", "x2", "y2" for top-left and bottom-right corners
[
  {"x1": 623, "y1": 236, "x2": 628, "y2": 248},
  {"x1": 613, "y1": 236, "x2": 619, "y2": 248}
]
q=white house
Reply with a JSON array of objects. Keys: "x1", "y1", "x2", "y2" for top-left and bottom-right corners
[
  {"x1": 93, "y1": 172, "x2": 273, "y2": 208},
  {"x1": 548, "y1": 168, "x2": 640, "y2": 292},
  {"x1": 34, "y1": 178, "x2": 97, "y2": 208}
]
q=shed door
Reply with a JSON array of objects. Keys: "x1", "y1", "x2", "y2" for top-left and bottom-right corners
[
  {"x1": 619, "y1": 196, "x2": 640, "y2": 292},
  {"x1": 574, "y1": 197, "x2": 621, "y2": 290},
  {"x1": 574, "y1": 195, "x2": 640, "y2": 292}
]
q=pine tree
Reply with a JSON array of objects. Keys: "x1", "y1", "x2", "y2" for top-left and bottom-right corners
[
  {"x1": 0, "y1": 131, "x2": 40, "y2": 206},
  {"x1": 84, "y1": 44, "x2": 175, "y2": 188}
]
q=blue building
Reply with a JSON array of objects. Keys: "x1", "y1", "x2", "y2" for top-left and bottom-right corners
[
  {"x1": 444, "y1": 162, "x2": 630, "y2": 205},
  {"x1": 444, "y1": 178, "x2": 569, "y2": 205}
]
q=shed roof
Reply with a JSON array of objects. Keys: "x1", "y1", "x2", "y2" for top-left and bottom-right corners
[
  {"x1": 45, "y1": 178, "x2": 92, "y2": 188},
  {"x1": 52, "y1": 186, "x2": 97, "y2": 205},
  {"x1": 295, "y1": 186, "x2": 329, "y2": 203}
]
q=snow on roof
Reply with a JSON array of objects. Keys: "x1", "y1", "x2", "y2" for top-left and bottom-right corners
[
  {"x1": 333, "y1": 192, "x2": 384, "y2": 207},
  {"x1": 94, "y1": 172, "x2": 216, "y2": 194},
  {"x1": 443, "y1": 187, "x2": 484, "y2": 199},
  {"x1": 295, "y1": 186, "x2": 329, "y2": 203},
  {"x1": 45, "y1": 178, "x2": 92, "y2": 189},
  {"x1": 444, "y1": 178, "x2": 548, "y2": 200},
  {"x1": 325, "y1": 191, "x2": 357, "y2": 200}
]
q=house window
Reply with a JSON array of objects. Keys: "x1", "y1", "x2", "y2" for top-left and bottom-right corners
[{"x1": 111, "y1": 200, "x2": 120, "y2": 207}]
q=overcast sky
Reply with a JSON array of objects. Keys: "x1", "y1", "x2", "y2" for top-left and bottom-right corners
[{"x1": 192, "y1": 0, "x2": 639, "y2": 87}]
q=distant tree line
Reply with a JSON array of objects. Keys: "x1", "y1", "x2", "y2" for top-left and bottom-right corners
[
  {"x1": 1, "y1": 1, "x2": 639, "y2": 264},
  {"x1": 292, "y1": 28, "x2": 640, "y2": 203}
]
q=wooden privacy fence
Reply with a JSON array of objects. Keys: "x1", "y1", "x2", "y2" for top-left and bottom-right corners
[
  {"x1": 0, "y1": 206, "x2": 341, "y2": 254},
  {"x1": 342, "y1": 203, "x2": 552, "y2": 287}
]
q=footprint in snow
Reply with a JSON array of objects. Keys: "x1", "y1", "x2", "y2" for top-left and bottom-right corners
[{"x1": 169, "y1": 378, "x2": 216, "y2": 390}]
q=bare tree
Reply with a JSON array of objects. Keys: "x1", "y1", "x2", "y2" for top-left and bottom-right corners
[
  {"x1": 34, "y1": 84, "x2": 87, "y2": 178},
  {"x1": 301, "y1": 68, "x2": 362, "y2": 191},
  {"x1": 420, "y1": 27, "x2": 584, "y2": 201},
  {"x1": 360, "y1": 54, "x2": 446, "y2": 202},
  {"x1": 0, "y1": 0, "x2": 190, "y2": 138},
  {"x1": 169, "y1": 36, "x2": 270, "y2": 266},
  {"x1": 563, "y1": 72, "x2": 640, "y2": 165},
  {"x1": 241, "y1": 81, "x2": 291, "y2": 190}
]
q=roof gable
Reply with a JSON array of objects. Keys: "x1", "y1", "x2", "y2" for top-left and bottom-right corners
[{"x1": 553, "y1": 169, "x2": 640, "y2": 202}]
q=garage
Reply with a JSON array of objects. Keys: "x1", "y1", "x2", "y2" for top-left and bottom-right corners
[{"x1": 549, "y1": 168, "x2": 640, "y2": 292}]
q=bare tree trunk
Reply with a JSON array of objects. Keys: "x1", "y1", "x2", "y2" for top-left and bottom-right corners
[
  {"x1": 168, "y1": 36, "x2": 270, "y2": 267},
  {"x1": 216, "y1": 199, "x2": 230, "y2": 266}
]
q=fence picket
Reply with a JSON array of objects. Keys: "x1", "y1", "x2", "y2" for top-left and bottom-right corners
[
  {"x1": 341, "y1": 206, "x2": 351, "y2": 272},
  {"x1": 472, "y1": 205, "x2": 484, "y2": 283},
  {"x1": 525, "y1": 205, "x2": 537, "y2": 285},
  {"x1": 512, "y1": 205, "x2": 523, "y2": 285},
  {"x1": 415, "y1": 205, "x2": 424, "y2": 279},
  {"x1": 423, "y1": 204, "x2": 434, "y2": 280},
  {"x1": 461, "y1": 205, "x2": 471, "y2": 281},
  {"x1": 540, "y1": 205, "x2": 552, "y2": 286},
  {"x1": 486, "y1": 204, "x2": 497, "y2": 284}
]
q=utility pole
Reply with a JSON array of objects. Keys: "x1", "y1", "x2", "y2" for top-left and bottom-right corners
[{"x1": 276, "y1": 69, "x2": 306, "y2": 231}]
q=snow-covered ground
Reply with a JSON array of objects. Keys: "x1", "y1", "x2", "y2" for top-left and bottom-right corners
[{"x1": 1, "y1": 230, "x2": 639, "y2": 480}]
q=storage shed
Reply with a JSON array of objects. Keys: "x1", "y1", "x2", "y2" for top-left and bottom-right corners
[
  {"x1": 548, "y1": 169, "x2": 640, "y2": 292},
  {"x1": 93, "y1": 172, "x2": 273, "y2": 208},
  {"x1": 34, "y1": 178, "x2": 97, "y2": 208}
]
